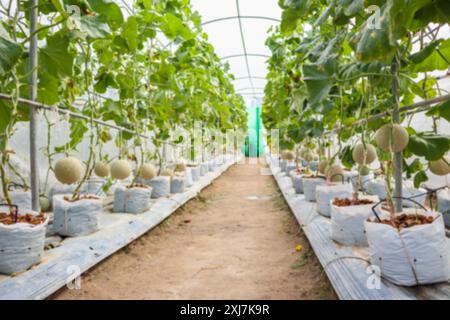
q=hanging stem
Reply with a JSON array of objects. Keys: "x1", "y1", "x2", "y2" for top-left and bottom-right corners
[
  {"x1": 391, "y1": 53, "x2": 403, "y2": 214},
  {"x1": 72, "y1": 43, "x2": 95, "y2": 200}
]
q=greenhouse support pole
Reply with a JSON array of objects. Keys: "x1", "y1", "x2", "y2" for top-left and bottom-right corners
[
  {"x1": 392, "y1": 61, "x2": 403, "y2": 212},
  {"x1": 29, "y1": 0, "x2": 40, "y2": 212}
]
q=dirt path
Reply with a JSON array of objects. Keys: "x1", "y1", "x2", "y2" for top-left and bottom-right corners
[{"x1": 52, "y1": 160, "x2": 336, "y2": 300}]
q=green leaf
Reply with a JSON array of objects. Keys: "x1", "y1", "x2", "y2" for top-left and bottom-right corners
[
  {"x1": 0, "y1": 35, "x2": 23, "y2": 75},
  {"x1": 407, "y1": 133, "x2": 450, "y2": 161},
  {"x1": 38, "y1": 72, "x2": 60, "y2": 105},
  {"x1": 88, "y1": 0, "x2": 124, "y2": 30},
  {"x1": 410, "y1": 39, "x2": 450, "y2": 72},
  {"x1": 409, "y1": 40, "x2": 440, "y2": 64},
  {"x1": 302, "y1": 59, "x2": 336, "y2": 104},
  {"x1": 352, "y1": 6, "x2": 396, "y2": 63},
  {"x1": 342, "y1": 0, "x2": 364, "y2": 16},
  {"x1": 426, "y1": 101, "x2": 450, "y2": 122},
  {"x1": 160, "y1": 13, "x2": 194, "y2": 40},
  {"x1": 341, "y1": 145, "x2": 355, "y2": 169},
  {"x1": 413, "y1": 170, "x2": 428, "y2": 189},
  {"x1": 39, "y1": 32, "x2": 74, "y2": 78},
  {"x1": 414, "y1": 0, "x2": 450, "y2": 26},
  {"x1": 280, "y1": 1, "x2": 310, "y2": 34},
  {"x1": 121, "y1": 16, "x2": 138, "y2": 51},
  {"x1": 54, "y1": 117, "x2": 88, "y2": 153},
  {"x1": 79, "y1": 15, "x2": 111, "y2": 38}
]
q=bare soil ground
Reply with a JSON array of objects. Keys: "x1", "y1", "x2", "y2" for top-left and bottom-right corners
[{"x1": 52, "y1": 160, "x2": 336, "y2": 300}]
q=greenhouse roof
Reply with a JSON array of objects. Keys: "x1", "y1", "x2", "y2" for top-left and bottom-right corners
[{"x1": 191, "y1": 0, "x2": 281, "y2": 103}]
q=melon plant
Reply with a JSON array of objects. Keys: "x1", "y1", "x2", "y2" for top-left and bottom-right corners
[
  {"x1": 0, "y1": 0, "x2": 248, "y2": 209},
  {"x1": 263, "y1": 0, "x2": 450, "y2": 217}
]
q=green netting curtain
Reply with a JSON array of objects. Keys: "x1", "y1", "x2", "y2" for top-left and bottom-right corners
[{"x1": 243, "y1": 105, "x2": 264, "y2": 157}]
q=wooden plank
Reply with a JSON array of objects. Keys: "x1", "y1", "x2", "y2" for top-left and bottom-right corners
[
  {"x1": 0, "y1": 156, "x2": 237, "y2": 300},
  {"x1": 267, "y1": 156, "x2": 450, "y2": 300}
]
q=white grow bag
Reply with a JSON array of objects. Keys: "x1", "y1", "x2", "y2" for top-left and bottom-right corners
[
  {"x1": 365, "y1": 211, "x2": 450, "y2": 286},
  {"x1": 302, "y1": 177, "x2": 326, "y2": 202},
  {"x1": 285, "y1": 162, "x2": 296, "y2": 175},
  {"x1": 184, "y1": 168, "x2": 194, "y2": 188},
  {"x1": 53, "y1": 195, "x2": 102, "y2": 236},
  {"x1": 208, "y1": 160, "x2": 217, "y2": 172},
  {"x1": 350, "y1": 173, "x2": 374, "y2": 191},
  {"x1": 316, "y1": 183, "x2": 353, "y2": 217},
  {"x1": 437, "y1": 188, "x2": 450, "y2": 227},
  {"x1": 171, "y1": 176, "x2": 185, "y2": 194},
  {"x1": 200, "y1": 163, "x2": 209, "y2": 176},
  {"x1": 190, "y1": 166, "x2": 201, "y2": 181},
  {"x1": 0, "y1": 211, "x2": 48, "y2": 275},
  {"x1": 293, "y1": 176, "x2": 304, "y2": 194},
  {"x1": 113, "y1": 186, "x2": 152, "y2": 214},
  {"x1": 280, "y1": 160, "x2": 287, "y2": 172},
  {"x1": 330, "y1": 195, "x2": 380, "y2": 246},
  {"x1": 147, "y1": 176, "x2": 170, "y2": 198}
]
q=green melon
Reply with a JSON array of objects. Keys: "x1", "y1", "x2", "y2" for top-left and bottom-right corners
[
  {"x1": 318, "y1": 160, "x2": 329, "y2": 174},
  {"x1": 139, "y1": 163, "x2": 157, "y2": 180},
  {"x1": 358, "y1": 165, "x2": 371, "y2": 176},
  {"x1": 375, "y1": 124, "x2": 409, "y2": 152},
  {"x1": 284, "y1": 151, "x2": 295, "y2": 161},
  {"x1": 94, "y1": 162, "x2": 110, "y2": 178},
  {"x1": 429, "y1": 157, "x2": 450, "y2": 176},
  {"x1": 326, "y1": 164, "x2": 344, "y2": 182},
  {"x1": 352, "y1": 142, "x2": 377, "y2": 165},
  {"x1": 110, "y1": 159, "x2": 132, "y2": 180},
  {"x1": 40, "y1": 196, "x2": 51, "y2": 212},
  {"x1": 54, "y1": 157, "x2": 83, "y2": 185}
]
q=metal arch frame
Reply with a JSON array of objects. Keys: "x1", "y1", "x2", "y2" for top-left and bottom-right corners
[
  {"x1": 234, "y1": 0, "x2": 256, "y2": 96},
  {"x1": 200, "y1": 4, "x2": 278, "y2": 97},
  {"x1": 220, "y1": 53, "x2": 270, "y2": 60},
  {"x1": 238, "y1": 92, "x2": 264, "y2": 95},
  {"x1": 235, "y1": 87, "x2": 265, "y2": 92},
  {"x1": 233, "y1": 76, "x2": 266, "y2": 81},
  {"x1": 202, "y1": 16, "x2": 280, "y2": 26}
]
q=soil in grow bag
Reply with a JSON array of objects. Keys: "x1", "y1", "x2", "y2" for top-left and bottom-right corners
[
  {"x1": 375, "y1": 213, "x2": 435, "y2": 230},
  {"x1": 332, "y1": 198, "x2": 375, "y2": 207},
  {"x1": 0, "y1": 212, "x2": 47, "y2": 225}
]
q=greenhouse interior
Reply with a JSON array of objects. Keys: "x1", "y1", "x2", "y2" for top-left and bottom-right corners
[{"x1": 0, "y1": 0, "x2": 450, "y2": 303}]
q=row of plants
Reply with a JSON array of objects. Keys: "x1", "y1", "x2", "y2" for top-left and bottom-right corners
[
  {"x1": 265, "y1": 0, "x2": 450, "y2": 287},
  {"x1": 0, "y1": 0, "x2": 247, "y2": 275}
]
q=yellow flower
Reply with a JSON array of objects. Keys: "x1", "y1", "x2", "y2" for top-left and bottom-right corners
[{"x1": 296, "y1": 245, "x2": 303, "y2": 252}]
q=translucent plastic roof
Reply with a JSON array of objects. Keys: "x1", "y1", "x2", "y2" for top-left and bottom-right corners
[{"x1": 191, "y1": 0, "x2": 281, "y2": 103}]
